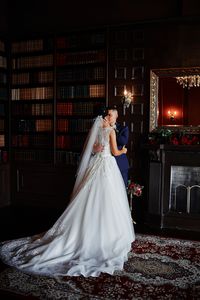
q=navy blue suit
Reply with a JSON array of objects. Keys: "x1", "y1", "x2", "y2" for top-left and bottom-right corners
[{"x1": 114, "y1": 123, "x2": 129, "y2": 186}]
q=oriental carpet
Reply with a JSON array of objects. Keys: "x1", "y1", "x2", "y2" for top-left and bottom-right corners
[{"x1": 0, "y1": 233, "x2": 199, "y2": 299}]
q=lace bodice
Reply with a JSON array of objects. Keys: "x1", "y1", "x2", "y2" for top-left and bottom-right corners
[{"x1": 96, "y1": 127, "x2": 113, "y2": 157}]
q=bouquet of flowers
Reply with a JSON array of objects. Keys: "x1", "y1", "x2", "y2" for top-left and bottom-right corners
[
  {"x1": 127, "y1": 181, "x2": 144, "y2": 224},
  {"x1": 127, "y1": 181, "x2": 143, "y2": 197}
]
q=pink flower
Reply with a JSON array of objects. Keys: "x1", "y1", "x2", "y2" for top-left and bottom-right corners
[{"x1": 127, "y1": 181, "x2": 143, "y2": 197}]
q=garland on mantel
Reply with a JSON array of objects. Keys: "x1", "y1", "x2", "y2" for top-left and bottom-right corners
[{"x1": 148, "y1": 128, "x2": 200, "y2": 145}]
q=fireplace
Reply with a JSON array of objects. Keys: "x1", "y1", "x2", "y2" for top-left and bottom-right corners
[
  {"x1": 170, "y1": 166, "x2": 200, "y2": 214},
  {"x1": 144, "y1": 144, "x2": 200, "y2": 232}
]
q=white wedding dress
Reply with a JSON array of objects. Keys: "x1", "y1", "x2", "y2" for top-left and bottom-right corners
[{"x1": 0, "y1": 117, "x2": 135, "y2": 277}]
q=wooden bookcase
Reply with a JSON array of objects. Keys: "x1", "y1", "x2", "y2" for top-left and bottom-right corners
[
  {"x1": 9, "y1": 30, "x2": 107, "y2": 207},
  {"x1": 55, "y1": 30, "x2": 107, "y2": 166},
  {"x1": 0, "y1": 38, "x2": 10, "y2": 206},
  {"x1": 10, "y1": 37, "x2": 54, "y2": 163},
  {"x1": 0, "y1": 39, "x2": 8, "y2": 162}
]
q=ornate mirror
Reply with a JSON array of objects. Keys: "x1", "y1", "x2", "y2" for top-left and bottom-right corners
[{"x1": 149, "y1": 67, "x2": 200, "y2": 132}]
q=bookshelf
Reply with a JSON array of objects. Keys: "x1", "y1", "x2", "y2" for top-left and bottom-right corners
[
  {"x1": 10, "y1": 31, "x2": 107, "y2": 167},
  {"x1": 10, "y1": 37, "x2": 54, "y2": 163},
  {"x1": 9, "y1": 31, "x2": 107, "y2": 207},
  {"x1": 0, "y1": 38, "x2": 10, "y2": 207},
  {"x1": 55, "y1": 30, "x2": 107, "y2": 166},
  {"x1": 0, "y1": 39, "x2": 8, "y2": 163}
]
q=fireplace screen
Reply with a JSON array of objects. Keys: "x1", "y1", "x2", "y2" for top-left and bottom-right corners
[{"x1": 170, "y1": 166, "x2": 200, "y2": 214}]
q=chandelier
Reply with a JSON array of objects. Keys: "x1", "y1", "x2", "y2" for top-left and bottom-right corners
[{"x1": 176, "y1": 75, "x2": 200, "y2": 89}]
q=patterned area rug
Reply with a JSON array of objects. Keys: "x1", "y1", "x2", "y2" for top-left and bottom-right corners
[{"x1": 0, "y1": 234, "x2": 199, "y2": 299}]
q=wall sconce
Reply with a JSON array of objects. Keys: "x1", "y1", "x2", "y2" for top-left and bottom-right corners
[
  {"x1": 167, "y1": 110, "x2": 177, "y2": 121},
  {"x1": 121, "y1": 89, "x2": 133, "y2": 108}
]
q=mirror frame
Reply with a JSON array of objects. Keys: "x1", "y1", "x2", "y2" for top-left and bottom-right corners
[{"x1": 149, "y1": 67, "x2": 200, "y2": 133}]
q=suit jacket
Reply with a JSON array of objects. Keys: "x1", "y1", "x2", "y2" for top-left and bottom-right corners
[{"x1": 114, "y1": 123, "x2": 129, "y2": 171}]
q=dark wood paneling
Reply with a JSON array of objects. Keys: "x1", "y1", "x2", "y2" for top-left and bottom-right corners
[
  {"x1": 148, "y1": 162, "x2": 161, "y2": 215},
  {"x1": 0, "y1": 163, "x2": 10, "y2": 207},
  {"x1": 11, "y1": 163, "x2": 76, "y2": 208}
]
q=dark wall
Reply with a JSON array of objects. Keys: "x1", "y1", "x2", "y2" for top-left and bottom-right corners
[
  {"x1": 0, "y1": 0, "x2": 8, "y2": 35},
  {"x1": 8, "y1": 0, "x2": 199, "y2": 36}
]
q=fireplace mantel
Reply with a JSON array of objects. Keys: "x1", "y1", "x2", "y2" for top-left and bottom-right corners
[{"x1": 142, "y1": 144, "x2": 200, "y2": 232}]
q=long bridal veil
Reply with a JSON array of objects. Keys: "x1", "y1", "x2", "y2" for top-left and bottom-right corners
[{"x1": 71, "y1": 115, "x2": 102, "y2": 199}]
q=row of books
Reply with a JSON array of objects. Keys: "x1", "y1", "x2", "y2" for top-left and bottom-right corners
[
  {"x1": 0, "y1": 73, "x2": 7, "y2": 84},
  {"x1": 12, "y1": 150, "x2": 53, "y2": 161},
  {"x1": 0, "y1": 89, "x2": 7, "y2": 100},
  {"x1": 11, "y1": 87, "x2": 53, "y2": 100},
  {"x1": 0, "y1": 135, "x2": 5, "y2": 147},
  {"x1": 57, "y1": 118, "x2": 93, "y2": 132},
  {"x1": 59, "y1": 84, "x2": 105, "y2": 98},
  {"x1": 12, "y1": 71, "x2": 53, "y2": 85},
  {"x1": 11, "y1": 39, "x2": 54, "y2": 53},
  {"x1": 56, "y1": 151, "x2": 80, "y2": 165},
  {"x1": 0, "y1": 150, "x2": 8, "y2": 163},
  {"x1": 0, "y1": 120, "x2": 4, "y2": 130},
  {"x1": 12, "y1": 39, "x2": 43, "y2": 53},
  {"x1": 11, "y1": 34, "x2": 104, "y2": 54},
  {"x1": 56, "y1": 135, "x2": 86, "y2": 149},
  {"x1": 12, "y1": 103, "x2": 53, "y2": 116},
  {"x1": 57, "y1": 66, "x2": 105, "y2": 82},
  {"x1": 0, "y1": 56, "x2": 7, "y2": 68},
  {"x1": 11, "y1": 84, "x2": 105, "y2": 100},
  {"x1": 56, "y1": 32, "x2": 105, "y2": 49},
  {"x1": 56, "y1": 50, "x2": 105, "y2": 66},
  {"x1": 0, "y1": 41, "x2": 5, "y2": 52},
  {"x1": 12, "y1": 118, "x2": 93, "y2": 133},
  {"x1": 12, "y1": 119, "x2": 53, "y2": 132},
  {"x1": 12, "y1": 54, "x2": 53, "y2": 69},
  {"x1": 57, "y1": 102, "x2": 100, "y2": 115},
  {"x1": 12, "y1": 67, "x2": 105, "y2": 85},
  {"x1": 12, "y1": 134, "x2": 53, "y2": 147},
  {"x1": 11, "y1": 102, "x2": 100, "y2": 116},
  {"x1": 11, "y1": 149, "x2": 80, "y2": 164},
  {"x1": 12, "y1": 134, "x2": 85, "y2": 149}
]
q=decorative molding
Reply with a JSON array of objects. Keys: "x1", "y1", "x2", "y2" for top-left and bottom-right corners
[
  {"x1": 114, "y1": 67, "x2": 127, "y2": 79},
  {"x1": 149, "y1": 70, "x2": 158, "y2": 132},
  {"x1": 131, "y1": 103, "x2": 144, "y2": 115},
  {"x1": 149, "y1": 67, "x2": 200, "y2": 133},
  {"x1": 132, "y1": 48, "x2": 144, "y2": 61},
  {"x1": 132, "y1": 66, "x2": 144, "y2": 80},
  {"x1": 114, "y1": 85, "x2": 126, "y2": 96}
]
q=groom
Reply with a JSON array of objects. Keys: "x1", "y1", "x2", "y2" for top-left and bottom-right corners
[{"x1": 94, "y1": 106, "x2": 130, "y2": 186}]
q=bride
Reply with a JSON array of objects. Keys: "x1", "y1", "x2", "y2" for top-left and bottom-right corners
[{"x1": 0, "y1": 115, "x2": 135, "y2": 277}]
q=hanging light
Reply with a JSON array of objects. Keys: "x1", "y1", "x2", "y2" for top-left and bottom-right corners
[{"x1": 176, "y1": 75, "x2": 200, "y2": 89}]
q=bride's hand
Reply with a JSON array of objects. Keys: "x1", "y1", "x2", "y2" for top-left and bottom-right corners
[
  {"x1": 102, "y1": 118, "x2": 110, "y2": 128},
  {"x1": 122, "y1": 145, "x2": 127, "y2": 154}
]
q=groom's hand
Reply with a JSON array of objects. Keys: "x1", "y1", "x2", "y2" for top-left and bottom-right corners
[{"x1": 93, "y1": 143, "x2": 104, "y2": 153}]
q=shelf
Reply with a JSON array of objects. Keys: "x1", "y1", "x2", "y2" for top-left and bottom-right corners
[{"x1": 9, "y1": 33, "x2": 106, "y2": 165}]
